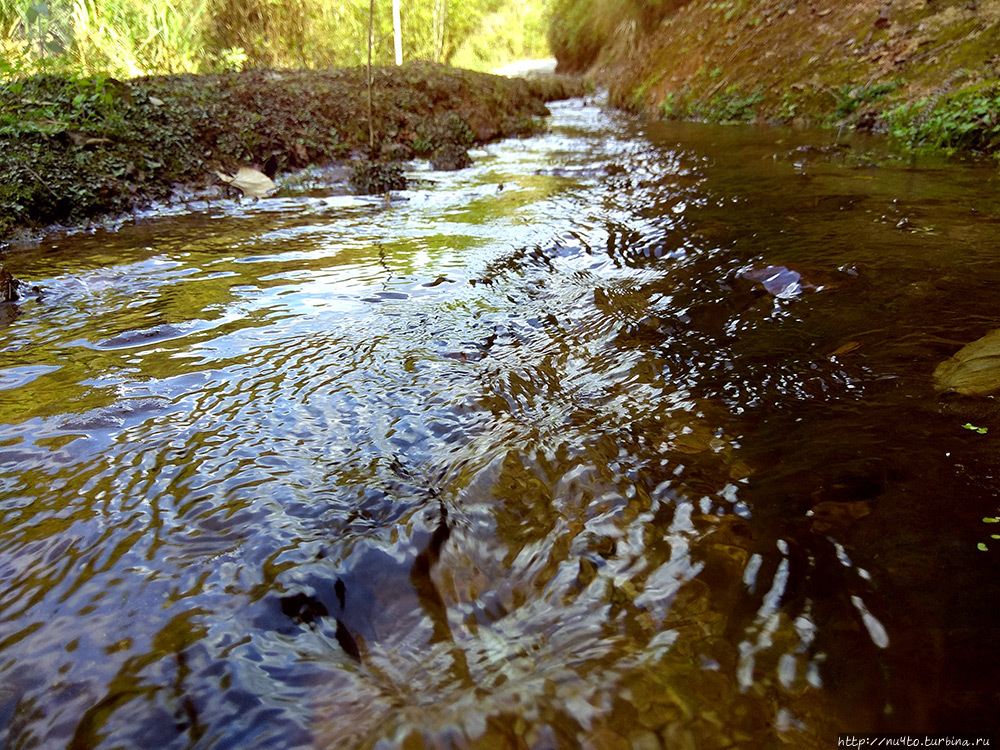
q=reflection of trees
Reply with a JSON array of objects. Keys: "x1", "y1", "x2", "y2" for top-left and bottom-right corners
[{"x1": 287, "y1": 396, "x2": 880, "y2": 747}]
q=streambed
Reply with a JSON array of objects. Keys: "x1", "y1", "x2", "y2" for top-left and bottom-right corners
[{"x1": 1, "y1": 97, "x2": 999, "y2": 748}]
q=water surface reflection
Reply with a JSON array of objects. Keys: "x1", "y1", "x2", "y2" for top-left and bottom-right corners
[{"x1": 2, "y1": 98, "x2": 999, "y2": 748}]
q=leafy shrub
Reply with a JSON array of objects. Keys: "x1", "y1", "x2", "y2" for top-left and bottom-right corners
[
  {"x1": 885, "y1": 84, "x2": 1000, "y2": 154},
  {"x1": 412, "y1": 113, "x2": 473, "y2": 156},
  {"x1": 832, "y1": 80, "x2": 902, "y2": 120},
  {"x1": 697, "y1": 85, "x2": 763, "y2": 123},
  {"x1": 349, "y1": 161, "x2": 407, "y2": 194}
]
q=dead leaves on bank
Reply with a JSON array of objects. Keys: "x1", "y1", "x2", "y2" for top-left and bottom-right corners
[{"x1": 64, "y1": 130, "x2": 113, "y2": 148}]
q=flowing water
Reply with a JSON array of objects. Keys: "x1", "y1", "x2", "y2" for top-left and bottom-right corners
[{"x1": 2, "y1": 97, "x2": 999, "y2": 749}]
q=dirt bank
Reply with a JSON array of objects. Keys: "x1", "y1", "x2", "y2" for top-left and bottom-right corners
[
  {"x1": 556, "y1": 0, "x2": 1000, "y2": 153},
  {"x1": 0, "y1": 63, "x2": 585, "y2": 246}
]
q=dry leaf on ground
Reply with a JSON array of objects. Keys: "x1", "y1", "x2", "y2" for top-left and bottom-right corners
[{"x1": 216, "y1": 166, "x2": 276, "y2": 199}]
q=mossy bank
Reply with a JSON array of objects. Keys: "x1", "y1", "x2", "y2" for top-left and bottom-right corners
[
  {"x1": 0, "y1": 63, "x2": 585, "y2": 246},
  {"x1": 550, "y1": 0, "x2": 1000, "y2": 154}
]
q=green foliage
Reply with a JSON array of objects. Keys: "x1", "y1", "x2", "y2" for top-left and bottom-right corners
[
  {"x1": 413, "y1": 112, "x2": 473, "y2": 156},
  {"x1": 699, "y1": 84, "x2": 762, "y2": 122},
  {"x1": 659, "y1": 92, "x2": 676, "y2": 119},
  {"x1": 885, "y1": 83, "x2": 1000, "y2": 154},
  {"x1": 657, "y1": 84, "x2": 762, "y2": 123},
  {"x1": 0, "y1": 72, "x2": 130, "y2": 137},
  {"x1": 778, "y1": 92, "x2": 797, "y2": 121},
  {"x1": 350, "y1": 160, "x2": 407, "y2": 194},
  {"x1": 451, "y1": 0, "x2": 551, "y2": 71},
  {"x1": 0, "y1": 0, "x2": 551, "y2": 78},
  {"x1": 547, "y1": 0, "x2": 621, "y2": 72},
  {"x1": 831, "y1": 79, "x2": 902, "y2": 120}
]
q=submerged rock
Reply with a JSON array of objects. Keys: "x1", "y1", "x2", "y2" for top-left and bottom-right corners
[
  {"x1": 740, "y1": 265, "x2": 808, "y2": 299},
  {"x1": 934, "y1": 328, "x2": 1000, "y2": 397}
]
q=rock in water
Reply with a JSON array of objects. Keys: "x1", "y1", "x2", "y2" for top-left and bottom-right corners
[
  {"x1": 431, "y1": 144, "x2": 472, "y2": 171},
  {"x1": 740, "y1": 265, "x2": 804, "y2": 298},
  {"x1": 0, "y1": 265, "x2": 19, "y2": 303},
  {"x1": 934, "y1": 328, "x2": 1000, "y2": 396},
  {"x1": 349, "y1": 161, "x2": 408, "y2": 194}
]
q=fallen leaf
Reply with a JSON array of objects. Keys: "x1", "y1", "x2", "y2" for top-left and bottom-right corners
[
  {"x1": 66, "y1": 130, "x2": 112, "y2": 148},
  {"x1": 808, "y1": 500, "x2": 870, "y2": 532},
  {"x1": 673, "y1": 430, "x2": 712, "y2": 454},
  {"x1": 828, "y1": 340, "x2": 861, "y2": 358},
  {"x1": 148, "y1": 96, "x2": 165, "y2": 106},
  {"x1": 728, "y1": 459, "x2": 753, "y2": 480},
  {"x1": 933, "y1": 328, "x2": 1000, "y2": 396},
  {"x1": 216, "y1": 166, "x2": 276, "y2": 199}
]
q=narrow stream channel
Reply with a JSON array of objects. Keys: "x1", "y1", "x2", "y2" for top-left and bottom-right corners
[{"x1": 2, "y1": 96, "x2": 999, "y2": 748}]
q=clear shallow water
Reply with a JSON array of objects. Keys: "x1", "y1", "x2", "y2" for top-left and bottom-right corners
[{"x1": 2, "y1": 98, "x2": 1000, "y2": 749}]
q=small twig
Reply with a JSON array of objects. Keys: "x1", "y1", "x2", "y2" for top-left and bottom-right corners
[{"x1": 22, "y1": 163, "x2": 59, "y2": 200}]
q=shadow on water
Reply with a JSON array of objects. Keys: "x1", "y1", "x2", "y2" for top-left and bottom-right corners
[{"x1": 1, "y1": 97, "x2": 999, "y2": 748}]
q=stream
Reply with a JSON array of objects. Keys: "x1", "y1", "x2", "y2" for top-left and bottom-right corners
[{"x1": 1, "y1": 96, "x2": 999, "y2": 748}]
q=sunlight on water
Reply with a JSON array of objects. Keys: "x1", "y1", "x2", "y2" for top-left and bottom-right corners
[{"x1": 2, "y1": 97, "x2": 1000, "y2": 748}]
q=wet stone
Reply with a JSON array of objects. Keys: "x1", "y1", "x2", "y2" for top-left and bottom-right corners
[
  {"x1": 588, "y1": 726, "x2": 629, "y2": 750},
  {"x1": 431, "y1": 144, "x2": 474, "y2": 171}
]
